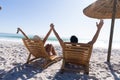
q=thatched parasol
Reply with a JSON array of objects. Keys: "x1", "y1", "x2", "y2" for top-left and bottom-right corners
[
  {"x1": 83, "y1": 0, "x2": 120, "y2": 62},
  {"x1": 83, "y1": 0, "x2": 120, "y2": 19}
]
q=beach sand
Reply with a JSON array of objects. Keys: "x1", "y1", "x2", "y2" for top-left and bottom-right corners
[{"x1": 0, "y1": 40, "x2": 120, "y2": 80}]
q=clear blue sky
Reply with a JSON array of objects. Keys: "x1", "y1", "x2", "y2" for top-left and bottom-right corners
[{"x1": 0, "y1": 0, "x2": 120, "y2": 42}]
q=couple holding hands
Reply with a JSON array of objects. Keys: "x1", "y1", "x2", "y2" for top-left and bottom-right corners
[{"x1": 33, "y1": 19, "x2": 104, "y2": 56}]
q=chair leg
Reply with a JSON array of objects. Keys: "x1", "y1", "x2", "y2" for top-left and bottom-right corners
[
  {"x1": 60, "y1": 60, "x2": 66, "y2": 74},
  {"x1": 43, "y1": 57, "x2": 62, "y2": 69},
  {"x1": 60, "y1": 69, "x2": 64, "y2": 74},
  {"x1": 26, "y1": 53, "x2": 32, "y2": 64},
  {"x1": 84, "y1": 71, "x2": 89, "y2": 75},
  {"x1": 84, "y1": 66, "x2": 89, "y2": 75},
  {"x1": 43, "y1": 60, "x2": 55, "y2": 69}
]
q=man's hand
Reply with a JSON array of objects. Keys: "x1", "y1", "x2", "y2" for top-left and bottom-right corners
[{"x1": 96, "y1": 19, "x2": 104, "y2": 30}]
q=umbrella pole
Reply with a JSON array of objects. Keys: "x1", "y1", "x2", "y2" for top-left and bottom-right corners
[
  {"x1": 0, "y1": 6, "x2": 1, "y2": 10},
  {"x1": 107, "y1": 0, "x2": 117, "y2": 62}
]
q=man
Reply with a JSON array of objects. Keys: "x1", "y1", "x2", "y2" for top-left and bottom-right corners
[{"x1": 50, "y1": 19, "x2": 104, "y2": 47}]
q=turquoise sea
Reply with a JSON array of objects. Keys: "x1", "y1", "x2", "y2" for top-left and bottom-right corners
[
  {"x1": 0, "y1": 33, "x2": 69, "y2": 40},
  {"x1": 0, "y1": 33, "x2": 120, "y2": 49},
  {"x1": 0, "y1": 32, "x2": 69, "y2": 43}
]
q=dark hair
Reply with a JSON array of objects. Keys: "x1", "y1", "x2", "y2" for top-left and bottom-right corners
[{"x1": 70, "y1": 35, "x2": 78, "y2": 43}]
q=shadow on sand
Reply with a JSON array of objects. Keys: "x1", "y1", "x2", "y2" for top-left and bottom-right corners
[
  {"x1": 2, "y1": 62, "x2": 43, "y2": 80},
  {"x1": 105, "y1": 62, "x2": 120, "y2": 80},
  {"x1": 2, "y1": 60, "x2": 120, "y2": 80},
  {"x1": 52, "y1": 70, "x2": 98, "y2": 80}
]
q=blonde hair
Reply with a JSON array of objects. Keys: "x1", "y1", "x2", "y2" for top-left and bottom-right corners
[{"x1": 33, "y1": 35, "x2": 41, "y2": 41}]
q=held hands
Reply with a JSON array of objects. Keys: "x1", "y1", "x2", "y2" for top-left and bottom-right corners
[
  {"x1": 96, "y1": 19, "x2": 104, "y2": 30},
  {"x1": 50, "y1": 23, "x2": 54, "y2": 30}
]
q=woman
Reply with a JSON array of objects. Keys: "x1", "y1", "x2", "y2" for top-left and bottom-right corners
[{"x1": 33, "y1": 27, "x2": 57, "y2": 56}]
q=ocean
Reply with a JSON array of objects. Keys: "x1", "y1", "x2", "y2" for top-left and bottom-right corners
[
  {"x1": 0, "y1": 32, "x2": 69, "y2": 44},
  {"x1": 0, "y1": 33, "x2": 120, "y2": 49}
]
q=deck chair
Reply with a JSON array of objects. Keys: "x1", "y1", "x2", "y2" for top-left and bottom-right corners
[
  {"x1": 61, "y1": 42, "x2": 93, "y2": 75},
  {"x1": 17, "y1": 28, "x2": 62, "y2": 69}
]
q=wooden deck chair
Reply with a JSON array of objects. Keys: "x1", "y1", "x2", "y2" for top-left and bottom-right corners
[
  {"x1": 61, "y1": 42, "x2": 93, "y2": 74},
  {"x1": 17, "y1": 28, "x2": 62, "y2": 69},
  {"x1": 51, "y1": 21, "x2": 103, "y2": 75}
]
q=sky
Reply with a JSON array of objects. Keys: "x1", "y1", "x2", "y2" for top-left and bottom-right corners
[{"x1": 0, "y1": 0, "x2": 120, "y2": 42}]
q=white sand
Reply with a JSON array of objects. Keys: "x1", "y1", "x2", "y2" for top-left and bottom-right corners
[{"x1": 0, "y1": 40, "x2": 120, "y2": 80}]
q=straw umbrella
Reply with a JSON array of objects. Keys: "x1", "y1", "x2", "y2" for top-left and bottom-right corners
[{"x1": 83, "y1": 0, "x2": 120, "y2": 62}]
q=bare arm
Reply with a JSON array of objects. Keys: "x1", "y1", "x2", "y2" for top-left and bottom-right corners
[
  {"x1": 50, "y1": 23, "x2": 64, "y2": 47},
  {"x1": 43, "y1": 26, "x2": 52, "y2": 44},
  {"x1": 17, "y1": 28, "x2": 29, "y2": 39},
  {"x1": 88, "y1": 19, "x2": 104, "y2": 45}
]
